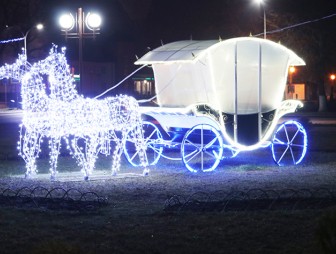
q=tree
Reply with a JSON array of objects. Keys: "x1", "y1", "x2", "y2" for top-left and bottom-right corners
[{"x1": 261, "y1": 8, "x2": 336, "y2": 111}]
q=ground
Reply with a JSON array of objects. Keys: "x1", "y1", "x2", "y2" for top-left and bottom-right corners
[{"x1": 0, "y1": 125, "x2": 335, "y2": 253}]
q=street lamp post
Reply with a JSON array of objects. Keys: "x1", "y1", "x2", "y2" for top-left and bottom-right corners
[
  {"x1": 289, "y1": 66, "x2": 296, "y2": 84},
  {"x1": 23, "y1": 24, "x2": 44, "y2": 57},
  {"x1": 330, "y1": 74, "x2": 335, "y2": 102},
  {"x1": 4, "y1": 24, "x2": 43, "y2": 108},
  {"x1": 59, "y1": 8, "x2": 101, "y2": 93},
  {"x1": 255, "y1": 0, "x2": 266, "y2": 39}
]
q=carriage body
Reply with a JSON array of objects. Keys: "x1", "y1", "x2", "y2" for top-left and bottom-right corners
[{"x1": 125, "y1": 37, "x2": 308, "y2": 172}]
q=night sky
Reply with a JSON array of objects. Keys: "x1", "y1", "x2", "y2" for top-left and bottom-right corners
[{"x1": 1, "y1": 0, "x2": 336, "y2": 82}]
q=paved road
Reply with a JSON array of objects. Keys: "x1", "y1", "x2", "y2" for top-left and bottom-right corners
[{"x1": 0, "y1": 109, "x2": 23, "y2": 123}]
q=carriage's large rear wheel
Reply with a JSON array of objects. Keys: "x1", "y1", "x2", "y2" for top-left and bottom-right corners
[
  {"x1": 271, "y1": 120, "x2": 308, "y2": 166},
  {"x1": 181, "y1": 124, "x2": 223, "y2": 173},
  {"x1": 124, "y1": 121, "x2": 163, "y2": 166}
]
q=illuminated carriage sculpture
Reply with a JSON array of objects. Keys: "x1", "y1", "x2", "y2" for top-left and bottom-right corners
[{"x1": 124, "y1": 37, "x2": 308, "y2": 172}]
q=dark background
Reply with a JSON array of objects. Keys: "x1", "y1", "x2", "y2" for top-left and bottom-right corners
[{"x1": 0, "y1": 0, "x2": 336, "y2": 96}]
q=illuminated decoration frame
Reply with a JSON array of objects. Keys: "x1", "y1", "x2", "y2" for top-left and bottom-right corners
[
  {"x1": 123, "y1": 37, "x2": 308, "y2": 172},
  {"x1": 0, "y1": 46, "x2": 148, "y2": 180}
]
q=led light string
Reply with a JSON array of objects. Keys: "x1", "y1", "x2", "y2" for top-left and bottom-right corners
[
  {"x1": 0, "y1": 46, "x2": 149, "y2": 180},
  {"x1": 0, "y1": 37, "x2": 24, "y2": 44},
  {"x1": 254, "y1": 12, "x2": 336, "y2": 37},
  {"x1": 94, "y1": 64, "x2": 148, "y2": 99}
]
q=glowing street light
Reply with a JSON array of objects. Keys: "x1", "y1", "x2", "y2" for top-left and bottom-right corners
[
  {"x1": 255, "y1": 0, "x2": 266, "y2": 39},
  {"x1": 59, "y1": 8, "x2": 101, "y2": 92},
  {"x1": 330, "y1": 74, "x2": 335, "y2": 102},
  {"x1": 288, "y1": 66, "x2": 296, "y2": 97},
  {"x1": 289, "y1": 66, "x2": 296, "y2": 84}
]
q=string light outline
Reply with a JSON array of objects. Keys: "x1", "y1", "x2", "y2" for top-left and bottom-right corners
[{"x1": 0, "y1": 46, "x2": 148, "y2": 180}]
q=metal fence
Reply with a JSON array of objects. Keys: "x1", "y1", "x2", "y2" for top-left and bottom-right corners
[
  {"x1": 164, "y1": 188, "x2": 336, "y2": 213},
  {"x1": 0, "y1": 186, "x2": 108, "y2": 211}
]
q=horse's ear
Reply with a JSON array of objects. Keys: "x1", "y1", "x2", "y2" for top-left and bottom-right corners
[{"x1": 50, "y1": 44, "x2": 58, "y2": 54}]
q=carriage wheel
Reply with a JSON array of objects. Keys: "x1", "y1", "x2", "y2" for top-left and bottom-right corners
[
  {"x1": 124, "y1": 121, "x2": 163, "y2": 167},
  {"x1": 181, "y1": 124, "x2": 223, "y2": 173},
  {"x1": 271, "y1": 120, "x2": 308, "y2": 166}
]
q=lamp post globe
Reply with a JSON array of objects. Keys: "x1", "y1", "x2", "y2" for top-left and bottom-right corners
[
  {"x1": 86, "y1": 13, "x2": 102, "y2": 30},
  {"x1": 59, "y1": 13, "x2": 75, "y2": 31}
]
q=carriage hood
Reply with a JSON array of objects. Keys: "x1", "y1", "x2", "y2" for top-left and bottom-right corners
[{"x1": 135, "y1": 37, "x2": 305, "y2": 114}]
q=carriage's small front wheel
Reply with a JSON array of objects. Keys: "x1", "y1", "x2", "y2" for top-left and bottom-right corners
[
  {"x1": 181, "y1": 124, "x2": 223, "y2": 173},
  {"x1": 271, "y1": 120, "x2": 308, "y2": 166},
  {"x1": 124, "y1": 121, "x2": 163, "y2": 167}
]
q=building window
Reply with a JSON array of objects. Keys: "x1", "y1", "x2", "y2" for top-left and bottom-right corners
[{"x1": 133, "y1": 77, "x2": 154, "y2": 96}]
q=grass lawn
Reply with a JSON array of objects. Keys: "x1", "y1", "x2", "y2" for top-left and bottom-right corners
[
  {"x1": 0, "y1": 203, "x2": 331, "y2": 254},
  {"x1": 0, "y1": 124, "x2": 335, "y2": 253}
]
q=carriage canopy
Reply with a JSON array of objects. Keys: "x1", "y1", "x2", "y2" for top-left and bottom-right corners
[{"x1": 135, "y1": 37, "x2": 305, "y2": 114}]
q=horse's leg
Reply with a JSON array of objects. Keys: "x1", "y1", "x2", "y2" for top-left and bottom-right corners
[
  {"x1": 111, "y1": 138, "x2": 123, "y2": 176},
  {"x1": 132, "y1": 123, "x2": 149, "y2": 176},
  {"x1": 68, "y1": 136, "x2": 98, "y2": 181},
  {"x1": 19, "y1": 127, "x2": 42, "y2": 178},
  {"x1": 49, "y1": 136, "x2": 61, "y2": 181},
  {"x1": 69, "y1": 136, "x2": 89, "y2": 180},
  {"x1": 84, "y1": 135, "x2": 99, "y2": 180}
]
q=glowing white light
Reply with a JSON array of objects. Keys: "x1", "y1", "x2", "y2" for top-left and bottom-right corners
[
  {"x1": 0, "y1": 45, "x2": 148, "y2": 180},
  {"x1": 36, "y1": 24, "x2": 44, "y2": 30},
  {"x1": 59, "y1": 13, "x2": 75, "y2": 31},
  {"x1": 86, "y1": 13, "x2": 101, "y2": 30}
]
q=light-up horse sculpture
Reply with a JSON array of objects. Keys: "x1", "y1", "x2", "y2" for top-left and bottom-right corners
[
  {"x1": 0, "y1": 47, "x2": 148, "y2": 180},
  {"x1": 35, "y1": 46, "x2": 148, "y2": 180}
]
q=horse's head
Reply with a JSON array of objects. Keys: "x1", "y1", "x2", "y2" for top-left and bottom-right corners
[
  {"x1": 0, "y1": 54, "x2": 48, "y2": 111},
  {"x1": 35, "y1": 45, "x2": 78, "y2": 101},
  {"x1": 0, "y1": 53, "x2": 29, "y2": 82}
]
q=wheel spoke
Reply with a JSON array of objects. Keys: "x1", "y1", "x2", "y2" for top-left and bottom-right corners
[
  {"x1": 185, "y1": 138, "x2": 202, "y2": 150},
  {"x1": 145, "y1": 129, "x2": 159, "y2": 143},
  {"x1": 289, "y1": 146, "x2": 296, "y2": 164},
  {"x1": 204, "y1": 135, "x2": 219, "y2": 149},
  {"x1": 288, "y1": 128, "x2": 300, "y2": 144},
  {"x1": 147, "y1": 143, "x2": 162, "y2": 153},
  {"x1": 276, "y1": 145, "x2": 290, "y2": 164},
  {"x1": 290, "y1": 143, "x2": 305, "y2": 148},
  {"x1": 184, "y1": 147, "x2": 201, "y2": 163},
  {"x1": 272, "y1": 137, "x2": 285, "y2": 145},
  {"x1": 129, "y1": 149, "x2": 140, "y2": 162}
]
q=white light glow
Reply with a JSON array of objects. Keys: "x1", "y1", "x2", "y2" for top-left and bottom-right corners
[
  {"x1": 36, "y1": 24, "x2": 44, "y2": 30},
  {"x1": 86, "y1": 13, "x2": 101, "y2": 30},
  {"x1": 0, "y1": 46, "x2": 148, "y2": 180},
  {"x1": 59, "y1": 13, "x2": 75, "y2": 31}
]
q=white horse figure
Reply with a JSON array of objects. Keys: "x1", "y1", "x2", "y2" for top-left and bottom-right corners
[
  {"x1": 36, "y1": 46, "x2": 149, "y2": 180},
  {"x1": 0, "y1": 47, "x2": 148, "y2": 180}
]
